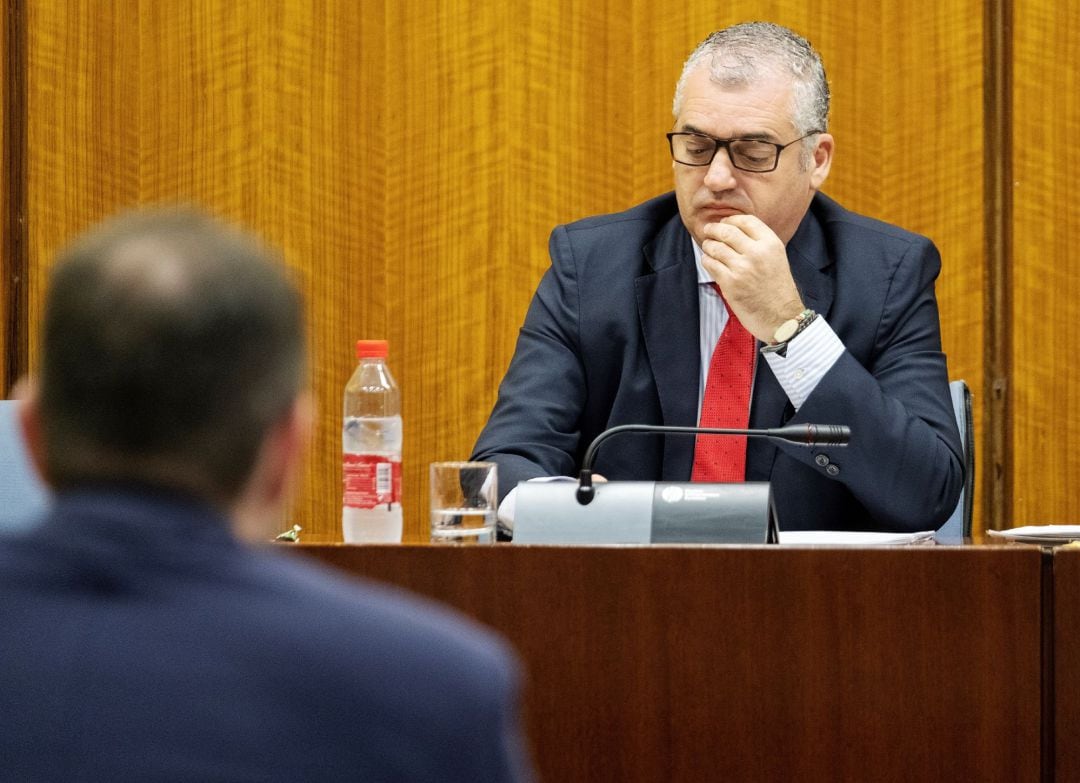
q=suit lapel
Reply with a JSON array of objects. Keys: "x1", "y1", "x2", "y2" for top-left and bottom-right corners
[
  {"x1": 746, "y1": 198, "x2": 836, "y2": 481},
  {"x1": 786, "y1": 199, "x2": 835, "y2": 319},
  {"x1": 636, "y1": 216, "x2": 699, "y2": 480}
]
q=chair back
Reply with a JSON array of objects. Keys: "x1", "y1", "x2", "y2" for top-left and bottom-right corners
[
  {"x1": 937, "y1": 380, "x2": 974, "y2": 539},
  {"x1": 0, "y1": 400, "x2": 50, "y2": 532}
]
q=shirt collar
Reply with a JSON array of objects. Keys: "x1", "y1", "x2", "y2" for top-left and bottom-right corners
[{"x1": 690, "y1": 239, "x2": 713, "y2": 285}]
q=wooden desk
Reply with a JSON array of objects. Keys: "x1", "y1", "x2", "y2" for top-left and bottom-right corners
[
  {"x1": 1053, "y1": 547, "x2": 1080, "y2": 782},
  {"x1": 294, "y1": 544, "x2": 1044, "y2": 781}
]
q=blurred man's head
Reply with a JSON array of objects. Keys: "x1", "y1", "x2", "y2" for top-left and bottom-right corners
[{"x1": 25, "y1": 207, "x2": 308, "y2": 520}]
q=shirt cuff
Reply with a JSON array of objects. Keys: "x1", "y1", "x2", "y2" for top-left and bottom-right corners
[
  {"x1": 760, "y1": 316, "x2": 845, "y2": 410},
  {"x1": 497, "y1": 476, "x2": 577, "y2": 533},
  {"x1": 498, "y1": 486, "x2": 519, "y2": 531}
]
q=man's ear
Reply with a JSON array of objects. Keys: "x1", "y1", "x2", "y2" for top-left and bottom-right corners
[
  {"x1": 230, "y1": 391, "x2": 314, "y2": 542},
  {"x1": 264, "y1": 391, "x2": 314, "y2": 506},
  {"x1": 809, "y1": 132, "x2": 834, "y2": 191},
  {"x1": 14, "y1": 377, "x2": 52, "y2": 487}
]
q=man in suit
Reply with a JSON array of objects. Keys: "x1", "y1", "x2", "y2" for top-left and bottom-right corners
[
  {"x1": 472, "y1": 21, "x2": 963, "y2": 533},
  {"x1": 0, "y1": 209, "x2": 532, "y2": 781}
]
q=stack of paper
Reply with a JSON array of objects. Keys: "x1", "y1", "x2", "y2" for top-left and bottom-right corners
[
  {"x1": 777, "y1": 530, "x2": 937, "y2": 546},
  {"x1": 987, "y1": 526, "x2": 1080, "y2": 545}
]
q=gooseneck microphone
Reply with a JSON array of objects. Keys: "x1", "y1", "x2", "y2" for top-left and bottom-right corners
[{"x1": 574, "y1": 423, "x2": 851, "y2": 505}]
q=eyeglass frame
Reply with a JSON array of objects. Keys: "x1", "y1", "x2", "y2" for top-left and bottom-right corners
[{"x1": 665, "y1": 130, "x2": 824, "y2": 173}]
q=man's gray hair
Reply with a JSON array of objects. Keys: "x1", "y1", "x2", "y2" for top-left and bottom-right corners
[{"x1": 672, "y1": 22, "x2": 830, "y2": 137}]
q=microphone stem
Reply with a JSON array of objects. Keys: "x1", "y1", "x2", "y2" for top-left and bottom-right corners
[
  {"x1": 580, "y1": 424, "x2": 759, "y2": 473},
  {"x1": 572, "y1": 423, "x2": 847, "y2": 506}
]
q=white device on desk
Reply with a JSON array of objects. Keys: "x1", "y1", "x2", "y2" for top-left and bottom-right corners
[
  {"x1": 511, "y1": 422, "x2": 850, "y2": 545},
  {"x1": 513, "y1": 480, "x2": 777, "y2": 544}
]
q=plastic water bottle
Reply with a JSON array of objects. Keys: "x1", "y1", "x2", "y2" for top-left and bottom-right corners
[{"x1": 342, "y1": 339, "x2": 403, "y2": 542}]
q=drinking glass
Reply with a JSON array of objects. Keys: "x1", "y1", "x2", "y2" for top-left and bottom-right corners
[{"x1": 429, "y1": 461, "x2": 497, "y2": 544}]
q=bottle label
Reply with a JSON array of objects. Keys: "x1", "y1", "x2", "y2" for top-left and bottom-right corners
[{"x1": 343, "y1": 454, "x2": 402, "y2": 509}]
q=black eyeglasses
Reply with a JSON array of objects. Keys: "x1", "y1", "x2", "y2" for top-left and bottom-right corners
[{"x1": 666, "y1": 131, "x2": 823, "y2": 172}]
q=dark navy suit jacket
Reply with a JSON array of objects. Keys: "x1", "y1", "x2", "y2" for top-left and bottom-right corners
[
  {"x1": 0, "y1": 486, "x2": 532, "y2": 782},
  {"x1": 472, "y1": 192, "x2": 963, "y2": 532}
]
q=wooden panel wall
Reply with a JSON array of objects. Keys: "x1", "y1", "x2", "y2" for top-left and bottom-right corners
[
  {"x1": 1, "y1": 1, "x2": 13, "y2": 391},
  {"x1": 1, "y1": 2, "x2": 6, "y2": 390},
  {"x1": 15, "y1": 1, "x2": 985, "y2": 540},
  {"x1": 1011, "y1": 0, "x2": 1080, "y2": 527}
]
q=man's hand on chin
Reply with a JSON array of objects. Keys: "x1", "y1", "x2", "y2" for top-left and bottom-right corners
[{"x1": 699, "y1": 214, "x2": 805, "y2": 343}]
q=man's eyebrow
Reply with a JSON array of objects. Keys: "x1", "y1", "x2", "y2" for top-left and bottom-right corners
[
  {"x1": 678, "y1": 124, "x2": 779, "y2": 143},
  {"x1": 733, "y1": 132, "x2": 778, "y2": 142},
  {"x1": 678, "y1": 124, "x2": 716, "y2": 137}
]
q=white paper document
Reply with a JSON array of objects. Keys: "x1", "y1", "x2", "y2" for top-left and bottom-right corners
[
  {"x1": 987, "y1": 525, "x2": 1080, "y2": 545},
  {"x1": 777, "y1": 530, "x2": 937, "y2": 546}
]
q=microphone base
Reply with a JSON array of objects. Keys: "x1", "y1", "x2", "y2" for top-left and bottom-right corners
[{"x1": 513, "y1": 481, "x2": 779, "y2": 545}]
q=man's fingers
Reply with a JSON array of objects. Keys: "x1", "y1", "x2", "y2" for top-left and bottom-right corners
[
  {"x1": 719, "y1": 213, "x2": 772, "y2": 241},
  {"x1": 701, "y1": 236, "x2": 740, "y2": 263},
  {"x1": 700, "y1": 254, "x2": 735, "y2": 290},
  {"x1": 703, "y1": 220, "x2": 764, "y2": 257}
]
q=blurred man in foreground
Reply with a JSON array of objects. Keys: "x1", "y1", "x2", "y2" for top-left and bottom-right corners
[{"x1": 0, "y1": 208, "x2": 532, "y2": 781}]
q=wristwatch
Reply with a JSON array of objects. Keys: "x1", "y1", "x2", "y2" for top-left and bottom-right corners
[{"x1": 763, "y1": 308, "x2": 816, "y2": 355}]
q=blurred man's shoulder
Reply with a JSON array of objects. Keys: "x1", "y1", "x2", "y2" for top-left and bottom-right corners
[{"x1": 253, "y1": 547, "x2": 518, "y2": 677}]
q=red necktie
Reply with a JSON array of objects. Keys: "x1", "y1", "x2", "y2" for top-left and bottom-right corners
[{"x1": 691, "y1": 284, "x2": 755, "y2": 482}]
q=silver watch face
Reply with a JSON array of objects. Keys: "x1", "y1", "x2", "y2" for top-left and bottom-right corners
[{"x1": 773, "y1": 319, "x2": 799, "y2": 344}]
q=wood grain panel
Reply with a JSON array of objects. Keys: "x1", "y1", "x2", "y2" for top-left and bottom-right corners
[
  {"x1": 24, "y1": 1, "x2": 388, "y2": 538},
  {"x1": 1, "y1": 0, "x2": 9, "y2": 393},
  {"x1": 25, "y1": 0, "x2": 142, "y2": 302},
  {"x1": 129, "y1": 1, "x2": 389, "y2": 536},
  {"x1": 297, "y1": 544, "x2": 1044, "y2": 781},
  {"x1": 1, "y1": 0, "x2": 28, "y2": 395},
  {"x1": 1011, "y1": 0, "x2": 1080, "y2": 527},
  {"x1": 19, "y1": 1, "x2": 988, "y2": 540}
]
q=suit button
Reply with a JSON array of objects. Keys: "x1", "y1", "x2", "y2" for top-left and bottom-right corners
[
  {"x1": 815, "y1": 454, "x2": 830, "y2": 467},
  {"x1": 826, "y1": 464, "x2": 840, "y2": 477}
]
